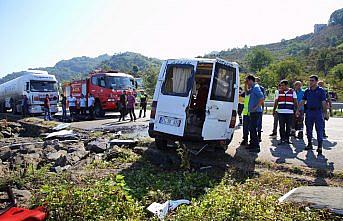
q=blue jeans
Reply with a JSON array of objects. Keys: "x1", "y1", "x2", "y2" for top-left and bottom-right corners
[
  {"x1": 249, "y1": 112, "x2": 262, "y2": 148},
  {"x1": 44, "y1": 107, "x2": 51, "y2": 121},
  {"x1": 278, "y1": 113, "x2": 293, "y2": 141},
  {"x1": 305, "y1": 110, "x2": 324, "y2": 144},
  {"x1": 243, "y1": 115, "x2": 250, "y2": 141},
  {"x1": 62, "y1": 105, "x2": 67, "y2": 120}
]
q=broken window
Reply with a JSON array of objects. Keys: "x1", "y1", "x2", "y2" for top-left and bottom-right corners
[
  {"x1": 162, "y1": 65, "x2": 194, "y2": 97},
  {"x1": 210, "y1": 64, "x2": 236, "y2": 102}
]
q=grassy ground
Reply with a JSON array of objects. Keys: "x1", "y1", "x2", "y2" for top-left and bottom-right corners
[{"x1": 2, "y1": 145, "x2": 342, "y2": 221}]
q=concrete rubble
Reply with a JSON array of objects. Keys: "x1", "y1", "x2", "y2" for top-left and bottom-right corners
[{"x1": 279, "y1": 186, "x2": 343, "y2": 215}]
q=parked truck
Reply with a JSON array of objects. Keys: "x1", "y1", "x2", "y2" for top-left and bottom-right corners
[
  {"x1": 63, "y1": 70, "x2": 137, "y2": 117},
  {"x1": 0, "y1": 70, "x2": 59, "y2": 114}
]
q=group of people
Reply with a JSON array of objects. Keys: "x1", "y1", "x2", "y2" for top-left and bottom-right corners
[
  {"x1": 118, "y1": 90, "x2": 148, "y2": 122},
  {"x1": 59, "y1": 93, "x2": 95, "y2": 122},
  {"x1": 238, "y1": 74, "x2": 331, "y2": 155},
  {"x1": 57, "y1": 90, "x2": 148, "y2": 122}
]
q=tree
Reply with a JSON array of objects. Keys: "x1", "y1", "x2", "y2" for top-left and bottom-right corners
[
  {"x1": 328, "y1": 8, "x2": 343, "y2": 25},
  {"x1": 245, "y1": 47, "x2": 274, "y2": 73},
  {"x1": 330, "y1": 63, "x2": 343, "y2": 81},
  {"x1": 142, "y1": 65, "x2": 159, "y2": 96},
  {"x1": 132, "y1": 65, "x2": 139, "y2": 75},
  {"x1": 257, "y1": 58, "x2": 303, "y2": 88}
]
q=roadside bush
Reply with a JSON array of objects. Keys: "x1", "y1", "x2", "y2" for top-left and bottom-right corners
[{"x1": 36, "y1": 174, "x2": 144, "y2": 221}]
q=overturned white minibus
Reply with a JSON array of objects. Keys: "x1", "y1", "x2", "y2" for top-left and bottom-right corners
[{"x1": 148, "y1": 58, "x2": 239, "y2": 150}]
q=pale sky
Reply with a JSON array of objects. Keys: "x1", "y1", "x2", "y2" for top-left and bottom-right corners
[{"x1": 0, "y1": 0, "x2": 341, "y2": 77}]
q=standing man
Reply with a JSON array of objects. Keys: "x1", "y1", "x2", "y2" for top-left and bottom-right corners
[
  {"x1": 297, "y1": 75, "x2": 327, "y2": 155},
  {"x1": 255, "y1": 77, "x2": 266, "y2": 142},
  {"x1": 118, "y1": 90, "x2": 127, "y2": 122},
  {"x1": 139, "y1": 90, "x2": 148, "y2": 118},
  {"x1": 44, "y1": 94, "x2": 51, "y2": 121},
  {"x1": 294, "y1": 81, "x2": 305, "y2": 139},
  {"x1": 88, "y1": 94, "x2": 95, "y2": 119},
  {"x1": 60, "y1": 94, "x2": 67, "y2": 122},
  {"x1": 127, "y1": 91, "x2": 137, "y2": 122},
  {"x1": 270, "y1": 84, "x2": 281, "y2": 137},
  {"x1": 273, "y1": 80, "x2": 298, "y2": 145},
  {"x1": 318, "y1": 81, "x2": 331, "y2": 138},
  {"x1": 237, "y1": 87, "x2": 245, "y2": 126},
  {"x1": 246, "y1": 75, "x2": 265, "y2": 152},
  {"x1": 22, "y1": 95, "x2": 29, "y2": 117},
  {"x1": 79, "y1": 94, "x2": 87, "y2": 116},
  {"x1": 240, "y1": 82, "x2": 250, "y2": 146},
  {"x1": 68, "y1": 94, "x2": 77, "y2": 121}
]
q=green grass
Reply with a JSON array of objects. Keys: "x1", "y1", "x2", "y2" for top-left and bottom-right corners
[{"x1": 1, "y1": 156, "x2": 341, "y2": 220}]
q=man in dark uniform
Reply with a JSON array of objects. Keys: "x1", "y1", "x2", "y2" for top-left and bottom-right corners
[
  {"x1": 139, "y1": 91, "x2": 148, "y2": 118},
  {"x1": 297, "y1": 75, "x2": 327, "y2": 155},
  {"x1": 118, "y1": 90, "x2": 127, "y2": 122}
]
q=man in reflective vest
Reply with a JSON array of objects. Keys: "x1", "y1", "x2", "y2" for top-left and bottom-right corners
[
  {"x1": 297, "y1": 75, "x2": 327, "y2": 155},
  {"x1": 273, "y1": 79, "x2": 298, "y2": 145}
]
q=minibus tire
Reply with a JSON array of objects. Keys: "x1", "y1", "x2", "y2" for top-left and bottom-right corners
[{"x1": 155, "y1": 137, "x2": 167, "y2": 149}]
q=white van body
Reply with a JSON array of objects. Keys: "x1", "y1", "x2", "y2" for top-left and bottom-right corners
[
  {"x1": 0, "y1": 70, "x2": 59, "y2": 114},
  {"x1": 149, "y1": 58, "x2": 239, "y2": 148}
]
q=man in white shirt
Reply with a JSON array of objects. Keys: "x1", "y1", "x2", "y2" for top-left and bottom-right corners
[
  {"x1": 68, "y1": 94, "x2": 77, "y2": 120},
  {"x1": 79, "y1": 94, "x2": 87, "y2": 115},
  {"x1": 272, "y1": 80, "x2": 298, "y2": 145},
  {"x1": 88, "y1": 94, "x2": 95, "y2": 119}
]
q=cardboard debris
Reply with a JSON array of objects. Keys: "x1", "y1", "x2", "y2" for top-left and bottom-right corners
[
  {"x1": 147, "y1": 199, "x2": 190, "y2": 220},
  {"x1": 109, "y1": 139, "x2": 136, "y2": 147},
  {"x1": 46, "y1": 130, "x2": 76, "y2": 139}
]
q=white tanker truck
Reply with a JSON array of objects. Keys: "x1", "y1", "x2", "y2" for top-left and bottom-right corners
[{"x1": 0, "y1": 70, "x2": 59, "y2": 115}]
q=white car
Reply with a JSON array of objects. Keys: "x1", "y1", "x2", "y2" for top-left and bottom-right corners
[{"x1": 148, "y1": 58, "x2": 239, "y2": 150}]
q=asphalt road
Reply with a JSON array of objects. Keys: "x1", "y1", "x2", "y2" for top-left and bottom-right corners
[
  {"x1": 228, "y1": 114, "x2": 343, "y2": 172},
  {"x1": 67, "y1": 111, "x2": 343, "y2": 172}
]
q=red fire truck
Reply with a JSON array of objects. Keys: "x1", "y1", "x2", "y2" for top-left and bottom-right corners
[{"x1": 63, "y1": 70, "x2": 137, "y2": 117}]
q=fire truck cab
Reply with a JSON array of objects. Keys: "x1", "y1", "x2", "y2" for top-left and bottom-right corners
[{"x1": 64, "y1": 71, "x2": 136, "y2": 117}]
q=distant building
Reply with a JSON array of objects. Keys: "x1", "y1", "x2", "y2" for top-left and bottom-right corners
[{"x1": 314, "y1": 24, "x2": 327, "y2": 33}]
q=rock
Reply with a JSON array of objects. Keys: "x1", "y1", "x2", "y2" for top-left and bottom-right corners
[
  {"x1": 66, "y1": 149, "x2": 89, "y2": 165},
  {"x1": 43, "y1": 145, "x2": 57, "y2": 155},
  {"x1": 46, "y1": 150, "x2": 67, "y2": 161},
  {"x1": 86, "y1": 140, "x2": 108, "y2": 153},
  {"x1": 133, "y1": 146, "x2": 148, "y2": 155},
  {"x1": 2, "y1": 130, "x2": 12, "y2": 138},
  {"x1": 0, "y1": 147, "x2": 12, "y2": 161},
  {"x1": 279, "y1": 186, "x2": 343, "y2": 215},
  {"x1": 54, "y1": 155, "x2": 67, "y2": 167},
  {"x1": 67, "y1": 143, "x2": 86, "y2": 153},
  {"x1": 18, "y1": 144, "x2": 39, "y2": 154},
  {"x1": 12, "y1": 189, "x2": 32, "y2": 208},
  {"x1": 44, "y1": 139, "x2": 60, "y2": 147}
]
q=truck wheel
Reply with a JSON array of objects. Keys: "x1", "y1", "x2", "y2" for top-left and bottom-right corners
[
  {"x1": 11, "y1": 100, "x2": 18, "y2": 115},
  {"x1": 94, "y1": 103, "x2": 105, "y2": 117},
  {"x1": 155, "y1": 137, "x2": 168, "y2": 149}
]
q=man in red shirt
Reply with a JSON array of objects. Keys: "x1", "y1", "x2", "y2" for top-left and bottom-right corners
[{"x1": 44, "y1": 94, "x2": 51, "y2": 121}]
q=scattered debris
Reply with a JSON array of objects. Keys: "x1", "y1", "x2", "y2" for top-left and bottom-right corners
[
  {"x1": 147, "y1": 199, "x2": 191, "y2": 220},
  {"x1": 109, "y1": 139, "x2": 137, "y2": 147},
  {"x1": 53, "y1": 123, "x2": 71, "y2": 131},
  {"x1": 46, "y1": 130, "x2": 77, "y2": 139},
  {"x1": 279, "y1": 186, "x2": 343, "y2": 215}
]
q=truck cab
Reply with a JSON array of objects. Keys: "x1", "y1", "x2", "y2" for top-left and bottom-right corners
[
  {"x1": 64, "y1": 71, "x2": 137, "y2": 117},
  {"x1": 148, "y1": 58, "x2": 239, "y2": 149},
  {"x1": 0, "y1": 70, "x2": 59, "y2": 115}
]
